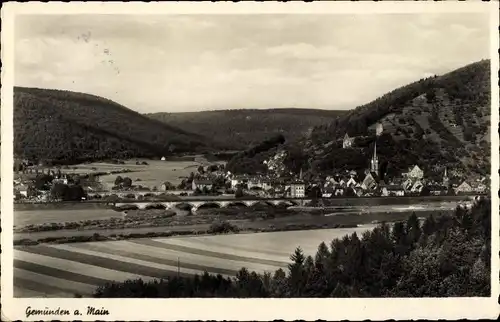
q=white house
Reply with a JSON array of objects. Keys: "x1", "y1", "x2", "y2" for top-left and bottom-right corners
[
  {"x1": 192, "y1": 179, "x2": 214, "y2": 191},
  {"x1": 53, "y1": 177, "x2": 69, "y2": 185},
  {"x1": 290, "y1": 181, "x2": 306, "y2": 198},
  {"x1": 15, "y1": 184, "x2": 29, "y2": 197},
  {"x1": 455, "y1": 181, "x2": 473, "y2": 194},
  {"x1": 346, "y1": 177, "x2": 357, "y2": 188},
  {"x1": 381, "y1": 185, "x2": 405, "y2": 196},
  {"x1": 406, "y1": 165, "x2": 424, "y2": 180}
]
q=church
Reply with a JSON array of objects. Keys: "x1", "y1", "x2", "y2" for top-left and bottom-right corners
[{"x1": 361, "y1": 141, "x2": 380, "y2": 191}]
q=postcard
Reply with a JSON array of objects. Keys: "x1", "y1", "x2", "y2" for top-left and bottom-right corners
[{"x1": 1, "y1": 1, "x2": 499, "y2": 321}]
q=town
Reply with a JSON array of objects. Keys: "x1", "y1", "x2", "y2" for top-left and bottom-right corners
[{"x1": 13, "y1": 130, "x2": 489, "y2": 204}]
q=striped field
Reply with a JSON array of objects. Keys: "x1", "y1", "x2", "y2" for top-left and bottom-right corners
[{"x1": 13, "y1": 226, "x2": 375, "y2": 298}]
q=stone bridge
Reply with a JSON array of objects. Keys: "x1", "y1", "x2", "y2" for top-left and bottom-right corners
[
  {"x1": 87, "y1": 190, "x2": 188, "y2": 198},
  {"x1": 111, "y1": 198, "x2": 312, "y2": 212}
]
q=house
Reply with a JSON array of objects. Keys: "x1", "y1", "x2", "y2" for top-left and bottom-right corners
[
  {"x1": 470, "y1": 182, "x2": 487, "y2": 193},
  {"x1": 410, "y1": 179, "x2": 425, "y2": 194},
  {"x1": 428, "y1": 185, "x2": 448, "y2": 196},
  {"x1": 346, "y1": 177, "x2": 357, "y2": 188},
  {"x1": 334, "y1": 185, "x2": 345, "y2": 196},
  {"x1": 454, "y1": 181, "x2": 472, "y2": 194},
  {"x1": 343, "y1": 133, "x2": 354, "y2": 149},
  {"x1": 192, "y1": 179, "x2": 214, "y2": 191},
  {"x1": 161, "y1": 156, "x2": 166, "y2": 161},
  {"x1": 353, "y1": 186, "x2": 364, "y2": 197},
  {"x1": 402, "y1": 178, "x2": 415, "y2": 191},
  {"x1": 15, "y1": 183, "x2": 29, "y2": 197},
  {"x1": 322, "y1": 187, "x2": 334, "y2": 198},
  {"x1": 406, "y1": 165, "x2": 424, "y2": 180},
  {"x1": 381, "y1": 185, "x2": 405, "y2": 196},
  {"x1": 361, "y1": 172, "x2": 380, "y2": 191},
  {"x1": 53, "y1": 177, "x2": 68, "y2": 185},
  {"x1": 246, "y1": 176, "x2": 273, "y2": 191},
  {"x1": 289, "y1": 181, "x2": 306, "y2": 198},
  {"x1": 231, "y1": 175, "x2": 248, "y2": 189}
]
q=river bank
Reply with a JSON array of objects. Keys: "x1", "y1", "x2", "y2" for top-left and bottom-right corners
[{"x1": 14, "y1": 205, "x2": 454, "y2": 246}]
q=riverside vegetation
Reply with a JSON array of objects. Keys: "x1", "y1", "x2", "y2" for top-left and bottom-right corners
[{"x1": 94, "y1": 198, "x2": 491, "y2": 297}]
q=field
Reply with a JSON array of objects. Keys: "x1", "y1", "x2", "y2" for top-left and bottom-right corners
[
  {"x1": 13, "y1": 226, "x2": 375, "y2": 298},
  {"x1": 19, "y1": 157, "x2": 225, "y2": 190},
  {"x1": 96, "y1": 159, "x2": 205, "y2": 190},
  {"x1": 14, "y1": 208, "x2": 124, "y2": 228}
]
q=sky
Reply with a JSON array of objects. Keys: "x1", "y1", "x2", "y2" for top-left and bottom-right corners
[{"x1": 15, "y1": 13, "x2": 490, "y2": 113}]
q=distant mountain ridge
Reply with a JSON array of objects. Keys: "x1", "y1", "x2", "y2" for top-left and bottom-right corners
[
  {"x1": 147, "y1": 108, "x2": 347, "y2": 149},
  {"x1": 14, "y1": 87, "x2": 215, "y2": 164}
]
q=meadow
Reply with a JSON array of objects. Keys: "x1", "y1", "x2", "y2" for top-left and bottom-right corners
[
  {"x1": 21, "y1": 157, "x2": 225, "y2": 190},
  {"x1": 96, "y1": 159, "x2": 203, "y2": 190},
  {"x1": 13, "y1": 226, "x2": 375, "y2": 298}
]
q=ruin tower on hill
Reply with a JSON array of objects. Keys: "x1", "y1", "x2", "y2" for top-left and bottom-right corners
[{"x1": 343, "y1": 133, "x2": 354, "y2": 149}]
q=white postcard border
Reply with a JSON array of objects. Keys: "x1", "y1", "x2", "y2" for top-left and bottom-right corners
[{"x1": 1, "y1": 1, "x2": 499, "y2": 321}]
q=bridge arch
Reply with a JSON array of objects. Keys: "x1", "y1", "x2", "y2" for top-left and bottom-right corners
[
  {"x1": 173, "y1": 202, "x2": 194, "y2": 211},
  {"x1": 249, "y1": 200, "x2": 275, "y2": 208},
  {"x1": 144, "y1": 203, "x2": 167, "y2": 210},
  {"x1": 225, "y1": 201, "x2": 249, "y2": 208},
  {"x1": 196, "y1": 202, "x2": 222, "y2": 211}
]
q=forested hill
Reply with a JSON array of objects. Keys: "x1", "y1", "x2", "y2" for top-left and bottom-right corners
[
  {"x1": 147, "y1": 108, "x2": 346, "y2": 150},
  {"x1": 14, "y1": 87, "x2": 216, "y2": 165},
  {"x1": 304, "y1": 59, "x2": 491, "y2": 178}
]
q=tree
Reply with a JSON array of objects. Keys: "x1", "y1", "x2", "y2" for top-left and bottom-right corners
[
  {"x1": 66, "y1": 185, "x2": 86, "y2": 201},
  {"x1": 114, "y1": 176, "x2": 124, "y2": 186},
  {"x1": 287, "y1": 247, "x2": 307, "y2": 297},
  {"x1": 50, "y1": 183, "x2": 69, "y2": 200},
  {"x1": 406, "y1": 212, "x2": 422, "y2": 246},
  {"x1": 307, "y1": 186, "x2": 321, "y2": 199},
  {"x1": 235, "y1": 187, "x2": 244, "y2": 198},
  {"x1": 122, "y1": 177, "x2": 133, "y2": 188},
  {"x1": 34, "y1": 174, "x2": 53, "y2": 190},
  {"x1": 420, "y1": 186, "x2": 430, "y2": 196}
]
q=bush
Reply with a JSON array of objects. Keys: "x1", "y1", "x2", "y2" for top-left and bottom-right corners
[{"x1": 208, "y1": 221, "x2": 240, "y2": 234}]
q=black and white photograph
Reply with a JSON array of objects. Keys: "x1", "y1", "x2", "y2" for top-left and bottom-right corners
[{"x1": 1, "y1": 1, "x2": 499, "y2": 321}]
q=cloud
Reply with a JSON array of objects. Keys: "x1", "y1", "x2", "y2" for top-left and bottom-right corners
[{"x1": 14, "y1": 13, "x2": 491, "y2": 113}]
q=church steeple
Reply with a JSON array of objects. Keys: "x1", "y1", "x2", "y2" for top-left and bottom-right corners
[
  {"x1": 443, "y1": 167, "x2": 449, "y2": 186},
  {"x1": 370, "y1": 141, "x2": 379, "y2": 176}
]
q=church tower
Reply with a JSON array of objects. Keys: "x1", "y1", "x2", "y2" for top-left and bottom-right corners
[
  {"x1": 442, "y1": 167, "x2": 449, "y2": 187},
  {"x1": 370, "y1": 142, "x2": 379, "y2": 176}
]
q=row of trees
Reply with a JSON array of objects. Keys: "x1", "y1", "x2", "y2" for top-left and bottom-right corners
[{"x1": 94, "y1": 198, "x2": 491, "y2": 298}]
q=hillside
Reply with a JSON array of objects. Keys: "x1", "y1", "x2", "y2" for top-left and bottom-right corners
[
  {"x1": 147, "y1": 108, "x2": 346, "y2": 149},
  {"x1": 305, "y1": 59, "x2": 491, "y2": 179},
  {"x1": 14, "y1": 87, "x2": 215, "y2": 165},
  {"x1": 226, "y1": 60, "x2": 491, "y2": 179}
]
